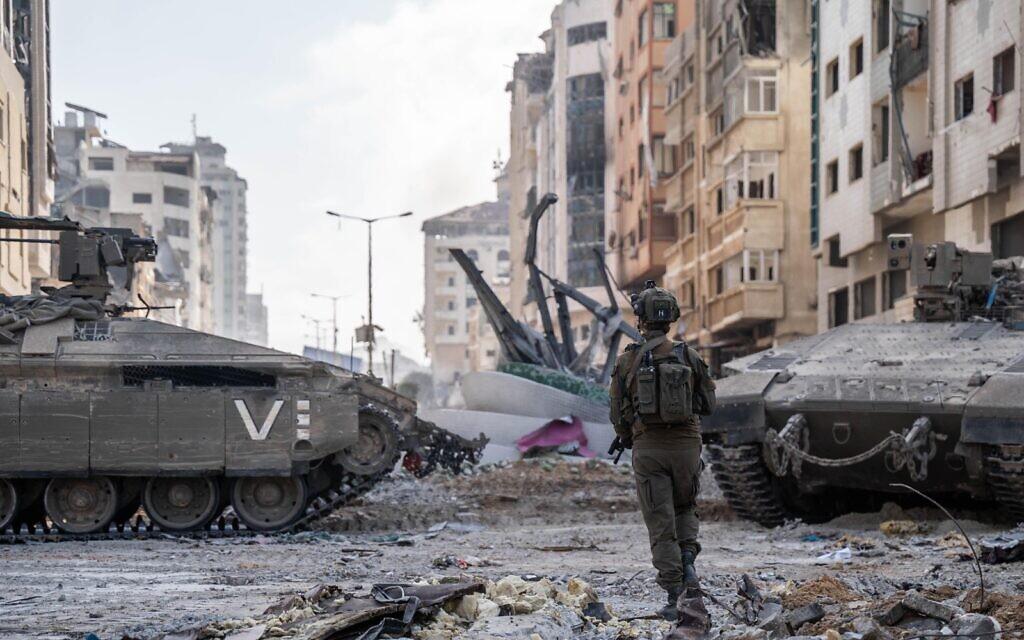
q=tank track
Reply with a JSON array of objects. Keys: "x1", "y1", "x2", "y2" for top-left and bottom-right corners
[
  {"x1": 984, "y1": 445, "x2": 1024, "y2": 524},
  {"x1": 706, "y1": 443, "x2": 789, "y2": 528},
  {"x1": 0, "y1": 418, "x2": 485, "y2": 544}
]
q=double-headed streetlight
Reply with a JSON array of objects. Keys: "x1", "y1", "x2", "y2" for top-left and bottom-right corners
[
  {"x1": 310, "y1": 292, "x2": 347, "y2": 357},
  {"x1": 326, "y1": 210, "x2": 413, "y2": 377}
]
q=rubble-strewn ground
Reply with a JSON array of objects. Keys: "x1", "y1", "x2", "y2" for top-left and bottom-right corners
[{"x1": 1, "y1": 457, "x2": 1022, "y2": 639}]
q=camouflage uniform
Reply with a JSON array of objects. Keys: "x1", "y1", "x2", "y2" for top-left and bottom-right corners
[{"x1": 609, "y1": 329, "x2": 713, "y2": 592}]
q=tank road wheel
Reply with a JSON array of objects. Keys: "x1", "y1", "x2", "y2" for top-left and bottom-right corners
[
  {"x1": 144, "y1": 477, "x2": 222, "y2": 532},
  {"x1": 231, "y1": 476, "x2": 308, "y2": 532},
  {"x1": 44, "y1": 477, "x2": 118, "y2": 534},
  {"x1": 335, "y1": 405, "x2": 400, "y2": 476},
  {"x1": 0, "y1": 479, "x2": 17, "y2": 531}
]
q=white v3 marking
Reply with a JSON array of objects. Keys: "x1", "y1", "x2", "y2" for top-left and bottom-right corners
[{"x1": 234, "y1": 399, "x2": 284, "y2": 440}]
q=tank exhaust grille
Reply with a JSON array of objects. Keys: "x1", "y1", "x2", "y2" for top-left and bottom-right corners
[{"x1": 122, "y1": 365, "x2": 277, "y2": 388}]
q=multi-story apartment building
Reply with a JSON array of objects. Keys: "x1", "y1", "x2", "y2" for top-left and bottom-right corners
[
  {"x1": 421, "y1": 182, "x2": 510, "y2": 397},
  {"x1": 163, "y1": 136, "x2": 253, "y2": 341},
  {"x1": 611, "y1": 0, "x2": 682, "y2": 289},
  {"x1": 244, "y1": 292, "x2": 269, "y2": 347},
  {"x1": 813, "y1": 1, "x2": 1024, "y2": 331},
  {"x1": 54, "y1": 108, "x2": 212, "y2": 330},
  {"x1": 659, "y1": 0, "x2": 816, "y2": 367},
  {"x1": 0, "y1": 0, "x2": 53, "y2": 296}
]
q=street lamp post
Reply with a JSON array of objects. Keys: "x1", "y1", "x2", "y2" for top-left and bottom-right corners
[
  {"x1": 326, "y1": 210, "x2": 412, "y2": 378},
  {"x1": 310, "y1": 293, "x2": 346, "y2": 357}
]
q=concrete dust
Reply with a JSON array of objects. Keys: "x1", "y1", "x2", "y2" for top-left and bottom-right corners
[{"x1": 1, "y1": 456, "x2": 1023, "y2": 639}]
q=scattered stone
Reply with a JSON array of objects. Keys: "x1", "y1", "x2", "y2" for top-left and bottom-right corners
[
  {"x1": 951, "y1": 612, "x2": 1002, "y2": 639},
  {"x1": 581, "y1": 601, "x2": 611, "y2": 623},
  {"x1": 874, "y1": 601, "x2": 905, "y2": 627},
  {"x1": 785, "y1": 602, "x2": 826, "y2": 631},
  {"x1": 902, "y1": 590, "x2": 962, "y2": 622},
  {"x1": 756, "y1": 602, "x2": 786, "y2": 636},
  {"x1": 849, "y1": 615, "x2": 893, "y2": 640}
]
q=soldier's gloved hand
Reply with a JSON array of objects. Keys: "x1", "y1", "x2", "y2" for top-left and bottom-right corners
[{"x1": 621, "y1": 435, "x2": 633, "y2": 450}]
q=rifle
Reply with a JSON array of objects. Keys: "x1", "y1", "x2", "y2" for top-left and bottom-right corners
[{"x1": 608, "y1": 436, "x2": 627, "y2": 464}]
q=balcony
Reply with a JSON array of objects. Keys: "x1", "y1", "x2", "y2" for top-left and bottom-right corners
[
  {"x1": 704, "y1": 200, "x2": 784, "y2": 266},
  {"x1": 892, "y1": 19, "x2": 928, "y2": 90},
  {"x1": 663, "y1": 170, "x2": 684, "y2": 212},
  {"x1": 707, "y1": 283, "x2": 784, "y2": 333}
]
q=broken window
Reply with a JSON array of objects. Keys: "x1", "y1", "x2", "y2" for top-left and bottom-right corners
[
  {"x1": 88, "y1": 156, "x2": 114, "y2": 171},
  {"x1": 164, "y1": 218, "x2": 190, "y2": 238},
  {"x1": 827, "y1": 237, "x2": 848, "y2": 268},
  {"x1": 80, "y1": 185, "x2": 110, "y2": 208},
  {"x1": 994, "y1": 47, "x2": 1015, "y2": 97},
  {"x1": 567, "y1": 22, "x2": 606, "y2": 46},
  {"x1": 874, "y1": 0, "x2": 890, "y2": 53},
  {"x1": 653, "y1": 3, "x2": 675, "y2": 40},
  {"x1": 638, "y1": 9, "x2": 648, "y2": 47},
  {"x1": 132, "y1": 192, "x2": 152, "y2": 204},
  {"x1": 725, "y1": 151, "x2": 779, "y2": 210},
  {"x1": 854, "y1": 276, "x2": 877, "y2": 319},
  {"x1": 163, "y1": 185, "x2": 191, "y2": 207},
  {"x1": 872, "y1": 101, "x2": 890, "y2": 166},
  {"x1": 745, "y1": 69, "x2": 778, "y2": 113},
  {"x1": 850, "y1": 38, "x2": 864, "y2": 79},
  {"x1": 826, "y1": 58, "x2": 839, "y2": 97},
  {"x1": 826, "y1": 160, "x2": 839, "y2": 195},
  {"x1": 849, "y1": 144, "x2": 864, "y2": 183},
  {"x1": 954, "y1": 74, "x2": 974, "y2": 121}
]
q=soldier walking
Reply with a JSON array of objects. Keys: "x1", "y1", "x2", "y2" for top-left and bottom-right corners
[{"x1": 609, "y1": 281, "x2": 716, "y2": 620}]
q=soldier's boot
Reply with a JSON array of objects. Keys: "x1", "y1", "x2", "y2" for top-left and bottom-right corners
[
  {"x1": 682, "y1": 550, "x2": 700, "y2": 593},
  {"x1": 658, "y1": 584, "x2": 684, "y2": 621}
]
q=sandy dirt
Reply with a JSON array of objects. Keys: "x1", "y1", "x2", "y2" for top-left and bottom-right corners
[{"x1": 1, "y1": 457, "x2": 1022, "y2": 639}]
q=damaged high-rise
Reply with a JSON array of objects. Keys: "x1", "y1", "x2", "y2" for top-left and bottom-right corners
[
  {"x1": 507, "y1": 0, "x2": 617, "y2": 352},
  {"x1": 813, "y1": 0, "x2": 1024, "y2": 331},
  {"x1": 657, "y1": 0, "x2": 816, "y2": 370}
]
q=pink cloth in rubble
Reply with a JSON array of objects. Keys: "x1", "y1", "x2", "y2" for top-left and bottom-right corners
[{"x1": 515, "y1": 415, "x2": 595, "y2": 457}]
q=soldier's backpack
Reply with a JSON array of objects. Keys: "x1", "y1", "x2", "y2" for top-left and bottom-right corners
[{"x1": 625, "y1": 336, "x2": 716, "y2": 426}]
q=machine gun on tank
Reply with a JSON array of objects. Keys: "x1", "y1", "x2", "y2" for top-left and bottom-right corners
[{"x1": 0, "y1": 212, "x2": 168, "y2": 320}]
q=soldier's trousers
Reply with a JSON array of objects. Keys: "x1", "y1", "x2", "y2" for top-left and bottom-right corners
[{"x1": 632, "y1": 442, "x2": 702, "y2": 591}]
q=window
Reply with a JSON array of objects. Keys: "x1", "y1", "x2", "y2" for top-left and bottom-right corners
[
  {"x1": 872, "y1": 101, "x2": 890, "y2": 165},
  {"x1": 683, "y1": 207, "x2": 695, "y2": 236},
  {"x1": 735, "y1": 249, "x2": 779, "y2": 283},
  {"x1": 955, "y1": 74, "x2": 974, "y2": 121},
  {"x1": 653, "y1": 3, "x2": 676, "y2": 39},
  {"x1": 82, "y1": 185, "x2": 110, "y2": 208},
  {"x1": 567, "y1": 22, "x2": 606, "y2": 46},
  {"x1": 164, "y1": 218, "x2": 190, "y2": 238},
  {"x1": 637, "y1": 143, "x2": 645, "y2": 176},
  {"x1": 447, "y1": 300, "x2": 455, "y2": 311},
  {"x1": 653, "y1": 137, "x2": 676, "y2": 176},
  {"x1": 638, "y1": 9, "x2": 648, "y2": 47},
  {"x1": 467, "y1": 297, "x2": 478, "y2": 308},
  {"x1": 849, "y1": 144, "x2": 864, "y2": 183},
  {"x1": 884, "y1": 270, "x2": 907, "y2": 310},
  {"x1": 683, "y1": 136, "x2": 696, "y2": 165},
  {"x1": 638, "y1": 74, "x2": 648, "y2": 115},
  {"x1": 874, "y1": 0, "x2": 890, "y2": 53},
  {"x1": 175, "y1": 250, "x2": 190, "y2": 269},
  {"x1": 466, "y1": 249, "x2": 479, "y2": 261},
  {"x1": 829, "y1": 287, "x2": 850, "y2": 327},
  {"x1": 850, "y1": 38, "x2": 864, "y2": 79},
  {"x1": 681, "y1": 281, "x2": 695, "y2": 309},
  {"x1": 854, "y1": 277, "x2": 877, "y2": 319},
  {"x1": 447, "y1": 325, "x2": 455, "y2": 336},
  {"x1": 715, "y1": 187, "x2": 724, "y2": 215},
  {"x1": 826, "y1": 58, "x2": 839, "y2": 97},
  {"x1": 163, "y1": 186, "x2": 190, "y2": 207},
  {"x1": 132, "y1": 192, "x2": 152, "y2": 204},
  {"x1": 686, "y1": 63, "x2": 694, "y2": 85},
  {"x1": 827, "y1": 237, "x2": 848, "y2": 267},
  {"x1": 497, "y1": 249, "x2": 510, "y2": 261},
  {"x1": 447, "y1": 276, "x2": 455, "y2": 287},
  {"x1": 713, "y1": 265, "x2": 725, "y2": 295},
  {"x1": 826, "y1": 160, "x2": 839, "y2": 194},
  {"x1": 88, "y1": 156, "x2": 114, "y2": 171},
  {"x1": 712, "y1": 108, "x2": 725, "y2": 136},
  {"x1": 725, "y1": 151, "x2": 779, "y2": 210},
  {"x1": 746, "y1": 69, "x2": 778, "y2": 113},
  {"x1": 994, "y1": 47, "x2": 1015, "y2": 97},
  {"x1": 618, "y1": 117, "x2": 624, "y2": 139}
]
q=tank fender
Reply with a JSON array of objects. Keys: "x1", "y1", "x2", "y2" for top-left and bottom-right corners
[
  {"x1": 961, "y1": 373, "x2": 1024, "y2": 445},
  {"x1": 700, "y1": 372, "x2": 776, "y2": 445}
]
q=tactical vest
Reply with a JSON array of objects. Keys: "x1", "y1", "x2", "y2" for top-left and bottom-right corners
[{"x1": 628, "y1": 336, "x2": 695, "y2": 427}]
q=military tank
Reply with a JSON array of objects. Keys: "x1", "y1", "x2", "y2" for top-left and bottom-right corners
[
  {"x1": 703, "y1": 234, "x2": 1024, "y2": 526},
  {"x1": 0, "y1": 214, "x2": 484, "y2": 537}
]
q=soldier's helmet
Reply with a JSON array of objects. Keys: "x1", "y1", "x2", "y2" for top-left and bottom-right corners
[{"x1": 630, "y1": 280, "x2": 680, "y2": 324}]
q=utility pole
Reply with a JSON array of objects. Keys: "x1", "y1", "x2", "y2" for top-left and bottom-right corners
[
  {"x1": 301, "y1": 315, "x2": 326, "y2": 353},
  {"x1": 326, "y1": 210, "x2": 412, "y2": 378},
  {"x1": 310, "y1": 293, "x2": 345, "y2": 357}
]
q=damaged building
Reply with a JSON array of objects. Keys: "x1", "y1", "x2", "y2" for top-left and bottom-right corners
[
  {"x1": 657, "y1": 0, "x2": 816, "y2": 370},
  {"x1": 507, "y1": 0, "x2": 617, "y2": 353},
  {"x1": 813, "y1": 0, "x2": 1024, "y2": 331}
]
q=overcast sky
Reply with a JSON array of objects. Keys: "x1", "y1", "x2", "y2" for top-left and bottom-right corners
[{"x1": 51, "y1": 0, "x2": 554, "y2": 361}]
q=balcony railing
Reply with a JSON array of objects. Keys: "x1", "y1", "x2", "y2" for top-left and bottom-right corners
[{"x1": 892, "y1": 19, "x2": 928, "y2": 90}]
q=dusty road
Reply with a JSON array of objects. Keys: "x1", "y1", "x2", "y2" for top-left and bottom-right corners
[{"x1": 1, "y1": 458, "x2": 1022, "y2": 639}]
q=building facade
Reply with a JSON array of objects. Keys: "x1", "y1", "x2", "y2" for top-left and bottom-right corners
[
  {"x1": 54, "y1": 108, "x2": 211, "y2": 330},
  {"x1": 611, "y1": 0, "x2": 683, "y2": 290},
  {"x1": 813, "y1": 1, "x2": 1024, "y2": 331},
  {"x1": 421, "y1": 185, "x2": 510, "y2": 397},
  {"x1": 0, "y1": 0, "x2": 52, "y2": 296},
  {"x1": 162, "y1": 136, "x2": 254, "y2": 341},
  {"x1": 658, "y1": 0, "x2": 816, "y2": 368}
]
